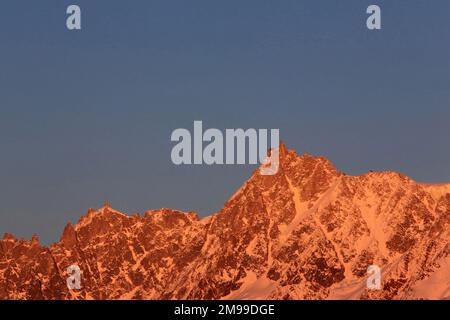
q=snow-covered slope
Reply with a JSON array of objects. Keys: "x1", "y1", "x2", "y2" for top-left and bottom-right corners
[{"x1": 0, "y1": 144, "x2": 448, "y2": 300}]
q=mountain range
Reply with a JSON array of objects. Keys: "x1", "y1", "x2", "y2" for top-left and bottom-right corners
[{"x1": 0, "y1": 144, "x2": 448, "y2": 300}]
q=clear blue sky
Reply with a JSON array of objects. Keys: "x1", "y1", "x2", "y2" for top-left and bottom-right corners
[{"x1": 1, "y1": 0, "x2": 449, "y2": 244}]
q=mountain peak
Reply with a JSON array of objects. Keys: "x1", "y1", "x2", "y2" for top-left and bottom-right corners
[
  {"x1": 75, "y1": 205, "x2": 128, "y2": 231},
  {"x1": 278, "y1": 141, "x2": 288, "y2": 158},
  {"x1": 30, "y1": 234, "x2": 40, "y2": 246},
  {"x1": 257, "y1": 143, "x2": 340, "y2": 180},
  {"x1": 2, "y1": 233, "x2": 16, "y2": 241},
  {"x1": 60, "y1": 222, "x2": 77, "y2": 248}
]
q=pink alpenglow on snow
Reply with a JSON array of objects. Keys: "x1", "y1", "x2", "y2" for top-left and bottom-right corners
[{"x1": 0, "y1": 144, "x2": 449, "y2": 300}]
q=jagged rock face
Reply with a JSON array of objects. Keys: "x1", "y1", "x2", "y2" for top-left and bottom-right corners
[{"x1": 0, "y1": 145, "x2": 448, "y2": 300}]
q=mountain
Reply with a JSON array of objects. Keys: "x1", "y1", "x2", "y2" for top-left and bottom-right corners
[{"x1": 0, "y1": 144, "x2": 448, "y2": 300}]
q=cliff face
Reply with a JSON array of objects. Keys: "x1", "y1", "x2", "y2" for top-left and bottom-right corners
[{"x1": 1, "y1": 145, "x2": 449, "y2": 300}]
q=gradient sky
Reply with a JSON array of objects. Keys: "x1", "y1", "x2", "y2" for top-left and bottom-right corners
[{"x1": 0, "y1": 0, "x2": 449, "y2": 244}]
